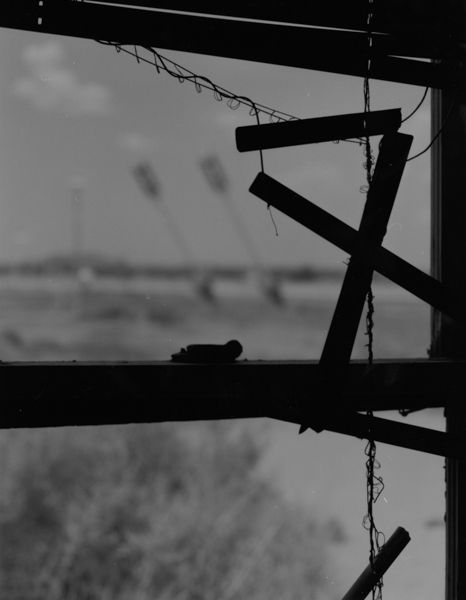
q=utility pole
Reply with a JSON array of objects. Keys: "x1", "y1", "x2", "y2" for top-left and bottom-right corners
[{"x1": 430, "y1": 1, "x2": 466, "y2": 597}]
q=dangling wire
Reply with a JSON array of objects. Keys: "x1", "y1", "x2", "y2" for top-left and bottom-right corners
[
  {"x1": 363, "y1": 0, "x2": 375, "y2": 368},
  {"x1": 248, "y1": 102, "x2": 278, "y2": 235},
  {"x1": 401, "y1": 86, "x2": 429, "y2": 123},
  {"x1": 362, "y1": 4, "x2": 385, "y2": 600},
  {"x1": 363, "y1": 438, "x2": 386, "y2": 600},
  {"x1": 406, "y1": 96, "x2": 456, "y2": 162}
]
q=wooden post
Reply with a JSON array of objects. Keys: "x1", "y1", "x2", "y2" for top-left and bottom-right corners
[
  {"x1": 430, "y1": 1, "x2": 466, "y2": 597},
  {"x1": 320, "y1": 133, "x2": 412, "y2": 368}
]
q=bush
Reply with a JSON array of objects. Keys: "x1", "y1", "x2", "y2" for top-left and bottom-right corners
[{"x1": 0, "y1": 422, "x2": 331, "y2": 600}]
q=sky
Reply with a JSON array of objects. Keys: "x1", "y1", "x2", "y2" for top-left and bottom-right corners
[{"x1": 0, "y1": 22, "x2": 432, "y2": 270}]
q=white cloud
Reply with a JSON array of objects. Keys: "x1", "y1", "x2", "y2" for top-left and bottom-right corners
[{"x1": 12, "y1": 40, "x2": 113, "y2": 116}]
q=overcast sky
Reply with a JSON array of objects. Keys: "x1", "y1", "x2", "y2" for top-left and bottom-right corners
[{"x1": 0, "y1": 25, "x2": 431, "y2": 270}]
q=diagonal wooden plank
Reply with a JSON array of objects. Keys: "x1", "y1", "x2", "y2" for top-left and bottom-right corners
[
  {"x1": 0, "y1": 1, "x2": 456, "y2": 88},
  {"x1": 236, "y1": 109, "x2": 401, "y2": 152},
  {"x1": 320, "y1": 133, "x2": 413, "y2": 367},
  {"x1": 341, "y1": 527, "x2": 410, "y2": 600},
  {"x1": 249, "y1": 172, "x2": 466, "y2": 324},
  {"x1": 294, "y1": 408, "x2": 463, "y2": 458}
]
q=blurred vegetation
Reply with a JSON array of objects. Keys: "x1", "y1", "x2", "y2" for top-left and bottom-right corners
[{"x1": 0, "y1": 422, "x2": 334, "y2": 600}]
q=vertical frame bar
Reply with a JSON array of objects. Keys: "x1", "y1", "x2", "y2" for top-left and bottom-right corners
[{"x1": 430, "y1": 2, "x2": 466, "y2": 597}]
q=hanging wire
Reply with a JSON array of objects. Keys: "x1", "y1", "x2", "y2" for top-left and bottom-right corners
[
  {"x1": 96, "y1": 41, "x2": 365, "y2": 146},
  {"x1": 96, "y1": 41, "x2": 284, "y2": 232},
  {"x1": 365, "y1": 288, "x2": 375, "y2": 364},
  {"x1": 362, "y1": 0, "x2": 376, "y2": 369},
  {"x1": 401, "y1": 86, "x2": 429, "y2": 123},
  {"x1": 362, "y1": 4, "x2": 385, "y2": 600},
  {"x1": 363, "y1": 438, "x2": 386, "y2": 591},
  {"x1": 406, "y1": 94, "x2": 456, "y2": 162}
]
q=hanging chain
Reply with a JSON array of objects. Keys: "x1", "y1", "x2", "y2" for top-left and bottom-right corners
[{"x1": 362, "y1": 3, "x2": 385, "y2": 600}]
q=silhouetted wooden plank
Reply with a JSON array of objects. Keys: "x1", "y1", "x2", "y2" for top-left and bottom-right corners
[
  {"x1": 0, "y1": 360, "x2": 465, "y2": 429},
  {"x1": 300, "y1": 409, "x2": 462, "y2": 458},
  {"x1": 89, "y1": 0, "x2": 460, "y2": 42},
  {"x1": 320, "y1": 133, "x2": 413, "y2": 367},
  {"x1": 236, "y1": 109, "x2": 401, "y2": 152},
  {"x1": 0, "y1": 360, "x2": 464, "y2": 455},
  {"x1": 249, "y1": 172, "x2": 466, "y2": 324},
  {"x1": 341, "y1": 528, "x2": 410, "y2": 600},
  {"x1": 0, "y1": 1, "x2": 455, "y2": 87}
]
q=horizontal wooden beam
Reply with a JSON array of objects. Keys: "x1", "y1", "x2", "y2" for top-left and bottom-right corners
[
  {"x1": 249, "y1": 173, "x2": 466, "y2": 325},
  {"x1": 87, "y1": 0, "x2": 463, "y2": 43},
  {"x1": 236, "y1": 109, "x2": 401, "y2": 152},
  {"x1": 0, "y1": 1, "x2": 458, "y2": 88},
  {"x1": 0, "y1": 360, "x2": 463, "y2": 429}
]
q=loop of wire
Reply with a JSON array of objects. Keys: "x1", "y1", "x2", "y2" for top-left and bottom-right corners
[
  {"x1": 363, "y1": 436, "x2": 386, "y2": 572},
  {"x1": 227, "y1": 97, "x2": 241, "y2": 110}
]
